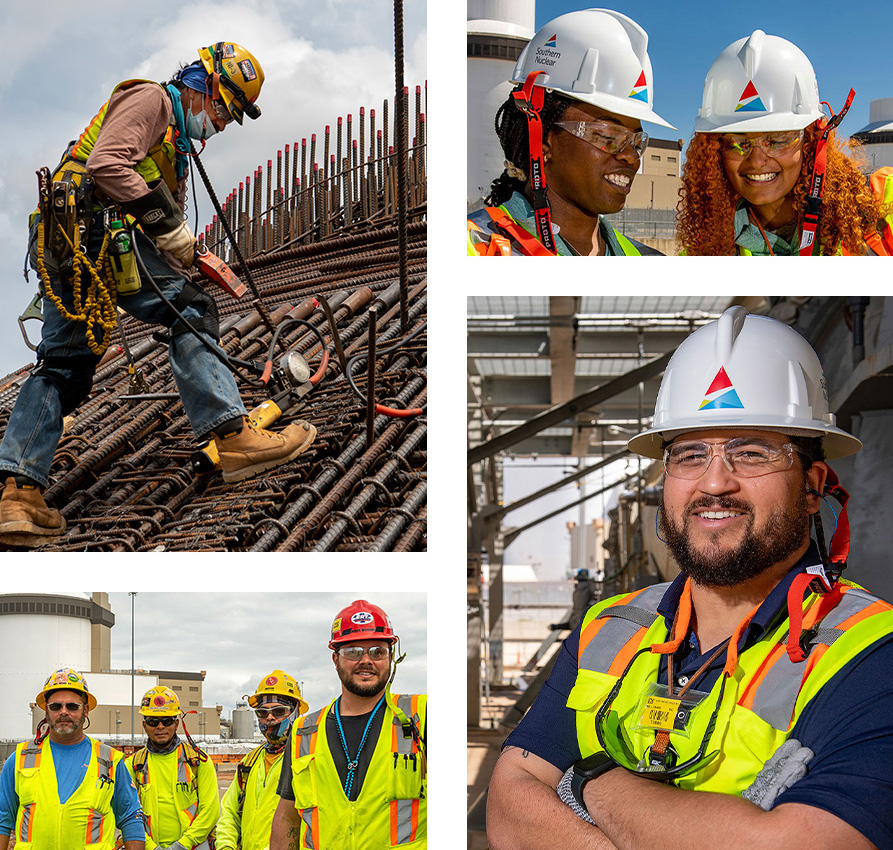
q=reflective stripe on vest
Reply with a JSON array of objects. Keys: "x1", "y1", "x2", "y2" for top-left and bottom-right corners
[
  {"x1": 130, "y1": 743, "x2": 200, "y2": 841},
  {"x1": 69, "y1": 79, "x2": 180, "y2": 194},
  {"x1": 572, "y1": 580, "x2": 893, "y2": 793},
  {"x1": 289, "y1": 697, "x2": 427, "y2": 849},
  {"x1": 14, "y1": 737, "x2": 119, "y2": 849}
]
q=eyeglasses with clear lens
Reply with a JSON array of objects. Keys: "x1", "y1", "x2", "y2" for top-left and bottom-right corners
[
  {"x1": 144, "y1": 716, "x2": 177, "y2": 727},
  {"x1": 337, "y1": 645, "x2": 390, "y2": 662},
  {"x1": 663, "y1": 439, "x2": 804, "y2": 480},
  {"x1": 719, "y1": 131, "x2": 803, "y2": 159},
  {"x1": 255, "y1": 706, "x2": 291, "y2": 720},
  {"x1": 212, "y1": 99, "x2": 234, "y2": 125},
  {"x1": 47, "y1": 702, "x2": 83, "y2": 713},
  {"x1": 554, "y1": 121, "x2": 649, "y2": 158}
]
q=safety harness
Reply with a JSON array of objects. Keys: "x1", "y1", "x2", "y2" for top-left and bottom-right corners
[
  {"x1": 785, "y1": 468, "x2": 852, "y2": 661},
  {"x1": 235, "y1": 744, "x2": 265, "y2": 817}
]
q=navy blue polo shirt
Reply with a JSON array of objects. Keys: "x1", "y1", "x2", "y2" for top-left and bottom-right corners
[{"x1": 504, "y1": 545, "x2": 893, "y2": 849}]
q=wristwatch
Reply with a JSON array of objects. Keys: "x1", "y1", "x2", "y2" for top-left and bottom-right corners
[{"x1": 571, "y1": 752, "x2": 620, "y2": 808}]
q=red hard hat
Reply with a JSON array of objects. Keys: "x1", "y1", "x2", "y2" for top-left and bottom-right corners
[{"x1": 329, "y1": 599, "x2": 398, "y2": 648}]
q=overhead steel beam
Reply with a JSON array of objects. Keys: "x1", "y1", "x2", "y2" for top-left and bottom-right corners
[
  {"x1": 503, "y1": 472, "x2": 639, "y2": 547},
  {"x1": 468, "y1": 350, "x2": 673, "y2": 467},
  {"x1": 489, "y1": 447, "x2": 630, "y2": 523}
]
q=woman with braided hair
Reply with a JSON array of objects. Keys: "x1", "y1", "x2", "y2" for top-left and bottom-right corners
[
  {"x1": 467, "y1": 9, "x2": 673, "y2": 256},
  {"x1": 678, "y1": 30, "x2": 893, "y2": 256}
]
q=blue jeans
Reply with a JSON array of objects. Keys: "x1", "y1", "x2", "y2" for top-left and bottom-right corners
[{"x1": 0, "y1": 218, "x2": 246, "y2": 487}]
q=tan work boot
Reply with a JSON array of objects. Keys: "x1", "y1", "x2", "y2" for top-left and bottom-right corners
[
  {"x1": 213, "y1": 417, "x2": 317, "y2": 483},
  {"x1": 0, "y1": 478, "x2": 66, "y2": 548}
]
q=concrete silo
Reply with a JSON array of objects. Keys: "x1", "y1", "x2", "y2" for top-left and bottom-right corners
[
  {"x1": 0, "y1": 593, "x2": 114, "y2": 740},
  {"x1": 467, "y1": 0, "x2": 535, "y2": 209}
]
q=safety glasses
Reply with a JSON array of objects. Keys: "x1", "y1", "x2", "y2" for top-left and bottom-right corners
[
  {"x1": 593, "y1": 646, "x2": 723, "y2": 781},
  {"x1": 255, "y1": 706, "x2": 291, "y2": 720},
  {"x1": 144, "y1": 716, "x2": 177, "y2": 727},
  {"x1": 719, "y1": 130, "x2": 803, "y2": 159},
  {"x1": 47, "y1": 702, "x2": 83, "y2": 713},
  {"x1": 211, "y1": 99, "x2": 234, "y2": 126},
  {"x1": 337, "y1": 645, "x2": 390, "y2": 662},
  {"x1": 663, "y1": 438, "x2": 807, "y2": 480},
  {"x1": 554, "y1": 120, "x2": 649, "y2": 158}
]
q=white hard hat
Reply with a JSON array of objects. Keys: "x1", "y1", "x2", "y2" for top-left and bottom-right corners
[
  {"x1": 511, "y1": 8, "x2": 675, "y2": 129},
  {"x1": 628, "y1": 307, "x2": 862, "y2": 460},
  {"x1": 695, "y1": 30, "x2": 824, "y2": 133}
]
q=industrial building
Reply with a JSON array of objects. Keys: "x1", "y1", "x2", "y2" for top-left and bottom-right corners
[
  {"x1": 467, "y1": 296, "x2": 893, "y2": 844},
  {"x1": 0, "y1": 593, "x2": 221, "y2": 750},
  {"x1": 0, "y1": 84, "x2": 427, "y2": 552}
]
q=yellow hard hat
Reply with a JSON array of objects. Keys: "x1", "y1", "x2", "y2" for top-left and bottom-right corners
[
  {"x1": 139, "y1": 686, "x2": 181, "y2": 717},
  {"x1": 198, "y1": 42, "x2": 264, "y2": 124},
  {"x1": 36, "y1": 668, "x2": 97, "y2": 711},
  {"x1": 247, "y1": 670, "x2": 308, "y2": 715}
]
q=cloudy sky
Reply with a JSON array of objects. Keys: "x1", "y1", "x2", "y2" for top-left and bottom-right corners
[
  {"x1": 107, "y1": 591, "x2": 426, "y2": 721},
  {"x1": 0, "y1": 0, "x2": 426, "y2": 376}
]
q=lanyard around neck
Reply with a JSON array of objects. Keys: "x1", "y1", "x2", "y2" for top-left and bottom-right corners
[{"x1": 333, "y1": 695, "x2": 385, "y2": 797}]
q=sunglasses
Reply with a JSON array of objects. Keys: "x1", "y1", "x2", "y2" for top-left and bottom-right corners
[
  {"x1": 337, "y1": 645, "x2": 390, "y2": 662},
  {"x1": 593, "y1": 646, "x2": 724, "y2": 781},
  {"x1": 47, "y1": 702, "x2": 83, "y2": 713},
  {"x1": 554, "y1": 120, "x2": 649, "y2": 158},
  {"x1": 255, "y1": 706, "x2": 291, "y2": 720},
  {"x1": 719, "y1": 130, "x2": 803, "y2": 159},
  {"x1": 144, "y1": 716, "x2": 177, "y2": 727}
]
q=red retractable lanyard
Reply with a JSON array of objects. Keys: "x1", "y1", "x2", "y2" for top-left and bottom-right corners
[
  {"x1": 798, "y1": 89, "x2": 855, "y2": 256},
  {"x1": 785, "y1": 467, "x2": 851, "y2": 661},
  {"x1": 512, "y1": 71, "x2": 558, "y2": 254}
]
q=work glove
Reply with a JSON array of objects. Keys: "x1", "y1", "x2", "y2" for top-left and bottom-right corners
[
  {"x1": 741, "y1": 738, "x2": 814, "y2": 810},
  {"x1": 154, "y1": 220, "x2": 197, "y2": 267},
  {"x1": 556, "y1": 765, "x2": 596, "y2": 825}
]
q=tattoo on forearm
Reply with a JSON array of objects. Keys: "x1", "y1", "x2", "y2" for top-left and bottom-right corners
[{"x1": 287, "y1": 825, "x2": 300, "y2": 850}]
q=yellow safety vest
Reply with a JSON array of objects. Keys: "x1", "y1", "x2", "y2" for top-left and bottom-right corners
[
  {"x1": 126, "y1": 742, "x2": 216, "y2": 848},
  {"x1": 216, "y1": 745, "x2": 284, "y2": 850},
  {"x1": 13, "y1": 736, "x2": 122, "y2": 849},
  {"x1": 69, "y1": 79, "x2": 180, "y2": 194},
  {"x1": 570, "y1": 579, "x2": 893, "y2": 793},
  {"x1": 288, "y1": 694, "x2": 427, "y2": 850}
]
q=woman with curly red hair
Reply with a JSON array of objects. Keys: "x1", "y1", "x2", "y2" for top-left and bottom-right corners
[{"x1": 678, "y1": 30, "x2": 892, "y2": 256}]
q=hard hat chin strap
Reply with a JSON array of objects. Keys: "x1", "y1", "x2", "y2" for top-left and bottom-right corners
[
  {"x1": 513, "y1": 71, "x2": 557, "y2": 254},
  {"x1": 799, "y1": 89, "x2": 855, "y2": 256}
]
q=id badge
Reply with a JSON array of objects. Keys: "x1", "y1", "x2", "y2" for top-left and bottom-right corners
[{"x1": 632, "y1": 682, "x2": 710, "y2": 738}]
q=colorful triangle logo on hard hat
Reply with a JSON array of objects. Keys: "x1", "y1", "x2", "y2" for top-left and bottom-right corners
[
  {"x1": 698, "y1": 367, "x2": 744, "y2": 410},
  {"x1": 735, "y1": 80, "x2": 766, "y2": 113},
  {"x1": 544, "y1": 34, "x2": 557, "y2": 48},
  {"x1": 628, "y1": 70, "x2": 649, "y2": 102}
]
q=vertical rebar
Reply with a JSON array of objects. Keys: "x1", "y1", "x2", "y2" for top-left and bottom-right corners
[
  {"x1": 346, "y1": 114, "x2": 354, "y2": 197},
  {"x1": 366, "y1": 306, "x2": 378, "y2": 449},
  {"x1": 324, "y1": 125, "x2": 331, "y2": 183},
  {"x1": 394, "y1": 0, "x2": 410, "y2": 330}
]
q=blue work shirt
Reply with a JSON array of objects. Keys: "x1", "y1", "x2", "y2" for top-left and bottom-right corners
[
  {"x1": 0, "y1": 736, "x2": 144, "y2": 841},
  {"x1": 505, "y1": 544, "x2": 893, "y2": 849}
]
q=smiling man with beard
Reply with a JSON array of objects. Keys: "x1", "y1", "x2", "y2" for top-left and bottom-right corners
[
  {"x1": 270, "y1": 601, "x2": 426, "y2": 850},
  {"x1": 487, "y1": 307, "x2": 893, "y2": 850}
]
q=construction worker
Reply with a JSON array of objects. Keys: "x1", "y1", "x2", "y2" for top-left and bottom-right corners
[
  {"x1": 467, "y1": 9, "x2": 673, "y2": 256},
  {"x1": 216, "y1": 671, "x2": 309, "y2": 850},
  {"x1": 678, "y1": 30, "x2": 893, "y2": 255},
  {"x1": 125, "y1": 686, "x2": 219, "y2": 850},
  {"x1": 487, "y1": 307, "x2": 893, "y2": 849},
  {"x1": 0, "y1": 42, "x2": 316, "y2": 549},
  {"x1": 0, "y1": 667, "x2": 145, "y2": 849},
  {"x1": 269, "y1": 600, "x2": 427, "y2": 849}
]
